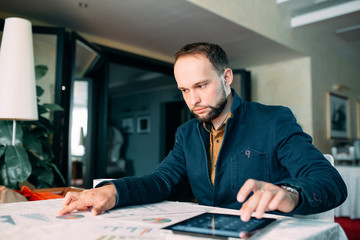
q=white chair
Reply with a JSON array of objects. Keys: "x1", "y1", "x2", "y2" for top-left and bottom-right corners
[{"x1": 294, "y1": 154, "x2": 335, "y2": 222}]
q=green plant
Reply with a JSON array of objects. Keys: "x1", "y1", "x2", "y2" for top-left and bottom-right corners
[{"x1": 0, "y1": 65, "x2": 65, "y2": 189}]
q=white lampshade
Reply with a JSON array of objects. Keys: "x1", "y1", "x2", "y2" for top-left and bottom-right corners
[{"x1": 0, "y1": 17, "x2": 38, "y2": 120}]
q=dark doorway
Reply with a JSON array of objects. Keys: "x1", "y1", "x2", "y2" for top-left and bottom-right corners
[
  {"x1": 163, "y1": 101, "x2": 191, "y2": 157},
  {"x1": 162, "y1": 100, "x2": 194, "y2": 202}
]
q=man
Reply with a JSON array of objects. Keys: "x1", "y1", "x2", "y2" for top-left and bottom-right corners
[{"x1": 58, "y1": 42, "x2": 347, "y2": 222}]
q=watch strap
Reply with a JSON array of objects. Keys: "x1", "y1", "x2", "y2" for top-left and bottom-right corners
[{"x1": 280, "y1": 185, "x2": 300, "y2": 195}]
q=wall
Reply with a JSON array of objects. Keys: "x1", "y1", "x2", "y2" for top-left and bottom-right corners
[
  {"x1": 110, "y1": 85, "x2": 180, "y2": 176},
  {"x1": 311, "y1": 53, "x2": 360, "y2": 150},
  {"x1": 249, "y1": 57, "x2": 312, "y2": 135},
  {"x1": 189, "y1": 0, "x2": 360, "y2": 152}
]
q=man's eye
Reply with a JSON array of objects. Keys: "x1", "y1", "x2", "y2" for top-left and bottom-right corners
[
  {"x1": 181, "y1": 89, "x2": 189, "y2": 93},
  {"x1": 199, "y1": 84, "x2": 206, "y2": 89}
]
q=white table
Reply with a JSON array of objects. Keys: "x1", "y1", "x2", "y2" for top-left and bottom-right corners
[
  {"x1": 335, "y1": 165, "x2": 360, "y2": 219},
  {"x1": 0, "y1": 199, "x2": 346, "y2": 240}
]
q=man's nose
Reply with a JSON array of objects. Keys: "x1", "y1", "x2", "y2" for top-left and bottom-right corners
[{"x1": 190, "y1": 91, "x2": 200, "y2": 106}]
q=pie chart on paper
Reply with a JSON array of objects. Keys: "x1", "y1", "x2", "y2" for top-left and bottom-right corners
[
  {"x1": 56, "y1": 214, "x2": 85, "y2": 220},
  {"x1": 142, "y1": 217, "x2": 172, "y2": 223}
]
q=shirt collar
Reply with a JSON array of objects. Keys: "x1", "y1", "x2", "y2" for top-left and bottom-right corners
[{"x1": 203, "y1": 111, "x2": 232, "y2": 133}]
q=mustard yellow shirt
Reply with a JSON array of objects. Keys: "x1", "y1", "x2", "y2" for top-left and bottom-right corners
[{"x1": 203, "y1": 112, "x2": 232, "y2": 185}]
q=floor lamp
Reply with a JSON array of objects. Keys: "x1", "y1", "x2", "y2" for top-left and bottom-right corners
[{"x1": 0, "y1": 17, "x2": 38, "y2": 144}]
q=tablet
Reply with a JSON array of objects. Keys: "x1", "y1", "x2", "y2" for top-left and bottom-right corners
[{"x1": 163, "y1": 212, "x2": 276, "y2": 239}]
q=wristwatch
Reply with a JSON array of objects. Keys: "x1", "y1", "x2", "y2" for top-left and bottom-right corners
[{"x1": 280, "y1": 185, "x2": 300, "y2": 195}]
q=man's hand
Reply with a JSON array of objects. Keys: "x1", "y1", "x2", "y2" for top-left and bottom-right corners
[
  {"x1": 56, "y1": 184, "x2": 117, "y2": 216},
  {"x1": 237, "y1": 179, "x2": 299, "y2": 222}
]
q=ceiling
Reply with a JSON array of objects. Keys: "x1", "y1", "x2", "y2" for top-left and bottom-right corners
[
  {"x1": 277, "y1": 0, "x2": 360, "y2": 66},
  {"x1": 0, "y1": 0, "x2": 359, "y2": 84}
]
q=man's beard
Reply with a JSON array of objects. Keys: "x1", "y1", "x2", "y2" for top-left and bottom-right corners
[{"x1": 191, "y1": 88, "x2": 228, "y2": 123}]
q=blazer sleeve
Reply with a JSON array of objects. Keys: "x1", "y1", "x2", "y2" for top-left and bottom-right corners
[
  {"x1": 99, "y1": 129, "x2": 188, "y2": 209},
  {"x1": 272, "y1": 107, "x2": 347, "y2": 215}
]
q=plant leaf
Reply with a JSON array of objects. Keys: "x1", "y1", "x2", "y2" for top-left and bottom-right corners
[
  {"x1": 37, "y1": 104, "x2": 48, "y2": 115},
  {"x1": 25, "y1": 117, "x2": 53, "y2": 136},
  {"x1": 23, "y1": 133, "x2": 42, "y2": 155},
  {"x1": 0, "y1": 120, "x2": 23, "y2": 146},
  {"x1": 35, "y1": 65, "x2": 48, "y2": 80},
  {"x1": 0, "y1": 161, "x2": 18, "y2": 189},
  {"x1": 36, "y1": 85, "x2": 45, "y2": 97},
  {"x1": 43, "y1": 103, "x2": 64, "y2": 111},
  {"x1": 32, "y1": 165, "x2": 54, "y2": 186},
  {"x1": 0, "y1": 161, "x2": 8, "y2": 186},
  {"x1": 38, "y1": 116, "x2": 53, "y2": 133},
  {"x1": 5, "y1": 146, "x2": 32, "y2": 183},
  {"x1": 0, "y1": 146, "x2": 5, "y2": 158},
  {"x1": 50, "y1": 163, "x2": 66, "y2": 185}
]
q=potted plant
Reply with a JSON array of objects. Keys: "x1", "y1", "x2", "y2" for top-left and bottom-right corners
[{"x1": 0, "y1": 65, "x2": 65, "y2": 189}]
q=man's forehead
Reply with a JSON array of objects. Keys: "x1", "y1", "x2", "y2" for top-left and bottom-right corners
[{"x1": 175, "y1": 53, "x2": 209, "y2": 65}]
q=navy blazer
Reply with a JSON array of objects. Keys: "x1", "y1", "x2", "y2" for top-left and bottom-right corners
[{"x1": 108, "y1": 91, "x2": 347, "y2": 215}]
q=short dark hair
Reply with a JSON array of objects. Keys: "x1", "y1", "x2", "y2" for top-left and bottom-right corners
[{"x1": 175, "y1": 42, "x2": 229, "y2": 76}]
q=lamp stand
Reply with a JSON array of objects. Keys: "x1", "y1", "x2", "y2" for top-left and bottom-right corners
[{"x1": 12, "y1": 119, "x2": 16, "y2": 146}]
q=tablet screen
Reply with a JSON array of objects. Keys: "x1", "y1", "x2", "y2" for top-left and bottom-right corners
[{"x1": 163, "y1": 212, "x2": 276, "y2": 239}]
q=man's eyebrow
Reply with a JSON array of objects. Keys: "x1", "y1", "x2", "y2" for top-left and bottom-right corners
[
  {"x1": 194, "y1": 80, "x2": 208, "y2": 86},
  {"x1": 178, "y1": 80, "x2": 209, "y2": 90}
]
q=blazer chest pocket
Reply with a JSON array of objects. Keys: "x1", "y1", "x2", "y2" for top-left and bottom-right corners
[{"x1": 230, "y1": 147, "x2": 268, "y2": 194}]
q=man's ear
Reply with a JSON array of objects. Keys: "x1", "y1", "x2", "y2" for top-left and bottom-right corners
[{"x1": 224, "y1": 68, "x2": 233, "y2": 86}]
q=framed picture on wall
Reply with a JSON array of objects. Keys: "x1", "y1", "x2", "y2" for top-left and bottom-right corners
[
  {"x1": 137, "y1": 116, "x2": 150, "y2": 134},
  {"x1": 357, "y1": 101, "x2": 360, "y2": 138},
  {"x1": 326, "y1": 92, "x2": 350, "y2": 139}
]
